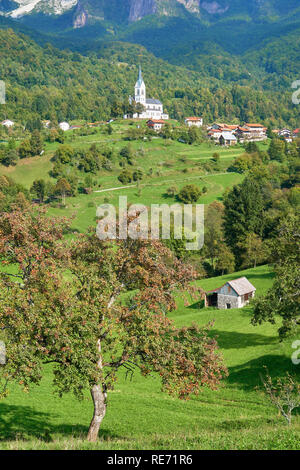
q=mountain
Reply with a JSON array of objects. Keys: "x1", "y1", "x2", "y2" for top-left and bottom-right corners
[
  {"x1": 2, "y1": 1, "x2": 300, "y2": 26},
  {"x1": 0, "y1": 27, "x2": 297, "y2": 128},
  {"x1": 1, "y1": 1, "x2": 77, "y2": 18},
  {"x1": 0, "y1": 0, "x2": 299, "y2": 123}
]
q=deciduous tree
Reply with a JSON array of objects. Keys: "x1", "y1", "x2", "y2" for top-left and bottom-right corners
[
  {"x1": 252, "y1": 213, "x2": 300, "y2": 338},
  {"x1": 0, "y1": 208, "x2": 227, "y2": 442}
]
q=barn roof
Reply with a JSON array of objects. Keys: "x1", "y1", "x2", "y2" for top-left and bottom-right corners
[
  {"x1": 206, "y1": 277, "x2": 256, "y2": 296},
  {"x1": 228, "y1": 277, "x2": 256, "y2": 296}
]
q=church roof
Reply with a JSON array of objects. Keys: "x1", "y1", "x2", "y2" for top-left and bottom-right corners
[
  {"x1": 136, "y1": 66, "x2": 144, "y2": 87},
  {"x1": 146, "y1": 98, "x2": 162, "y2": 105}
]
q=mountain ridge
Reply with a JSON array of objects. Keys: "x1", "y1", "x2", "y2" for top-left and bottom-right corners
[
  {"x1": 0, "y1": 0, "x2": 299, "y2": 105},
  {"x1": 2, "y1": 1, "x2": 300, "y2": 26}
]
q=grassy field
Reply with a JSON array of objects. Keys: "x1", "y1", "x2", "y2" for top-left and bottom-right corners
[
  {"x1": 0, "y1": 122, "x2": 247, "y2": 187},
  {"x1": 45, "y1": 171, "x2": 243, "y2": 233},
  {"x1": 1, "y1": 122, "x2": 297, "y2": 450},
  {"x1": 0, "y1": 120, "x2": 250, "y2": 231},
  {"x1": 0, "y1": 265, "x2": 299, "y2": 450}
]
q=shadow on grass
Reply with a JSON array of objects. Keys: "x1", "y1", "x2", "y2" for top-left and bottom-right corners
[
  {"x1": 227, "y1": 355, "x2": 298, "y2": 390},
  {"x1": 0, "y1": 404, "x2": 118, "y2": 442},
  {"x1": 246, "y1": 271, "x2": 275, "y2": 279},
  {"x1": 210, "y1": 329, "x2": 277, "y2": 350}
]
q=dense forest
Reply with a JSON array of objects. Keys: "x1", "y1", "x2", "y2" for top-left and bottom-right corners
[{"x1": 0, "y1": 28, "x2": 298, "y2": 127}]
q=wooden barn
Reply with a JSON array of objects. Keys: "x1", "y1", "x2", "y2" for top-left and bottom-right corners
[{"x1": 205, "y1": 277, "x2": 256, "y2": 310}]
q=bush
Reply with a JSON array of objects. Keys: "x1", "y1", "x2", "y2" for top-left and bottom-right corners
[
  {"x1": 118, "y1": 170, "x2": 133, "y2": 184},
  {"x1": 178, "y1": 184, "x2": 202, "y2": 203},
  {"x1": 132, "y1": 169, "x2": 143, "y2": 182}
]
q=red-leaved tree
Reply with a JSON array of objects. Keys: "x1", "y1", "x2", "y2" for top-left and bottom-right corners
[{"x1": 0, "y1": 207, "x2": 227, "y2": 442}]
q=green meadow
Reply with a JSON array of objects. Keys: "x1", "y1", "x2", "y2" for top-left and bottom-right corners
[
  {"x1": 0, "y1": 122, "x2": 298, "y2": 450},
  {"x1": 0, "y1": 265, "x2": 299, "y2": 450},
  {"x1": 0, "y1": 120, "x2": 249, "y2": 231}
]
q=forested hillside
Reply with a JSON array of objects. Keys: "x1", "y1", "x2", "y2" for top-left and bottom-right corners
[
  {"x1": 1, "y1": 0, "x2": 300, "y2": 95},
  {"x1": 0, "y1": 29, "x2": 298, "y2": 126}
]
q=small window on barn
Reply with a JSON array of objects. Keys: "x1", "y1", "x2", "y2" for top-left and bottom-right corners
[
  {"x1": 227, "y1": 285, "x2": 231, "y2": 293},
  {"x1": 226, "y1": 304, "x2": 231, "y2": 309}
]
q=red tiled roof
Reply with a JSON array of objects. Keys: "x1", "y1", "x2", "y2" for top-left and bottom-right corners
[
  {"x1": 147, "y1": 119, "x2": 165, "y2": 124},
  {"x1": 245, "y1": 123, "x2": 264, "y2": 128},
  {"x1": 185, "y1": 117, "x2": 202, "y2": 121}
]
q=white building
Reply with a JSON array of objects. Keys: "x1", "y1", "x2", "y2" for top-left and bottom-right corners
[
  {"x1": 185, "y1": 117, "x2": 203, "y2": 127},
  {"x1": 205, "y1": 277, "x2": 256, "y2": 310},
  {"x1": 147, "y1": 119, "x2": 165, "y2": 131},
  {"x1": 59, "y1": 122, "x2": 70, "y2": 131},
  {"x1": 127, "y1": 67, "x2": 169, "y2": 120},
  {"x1": 243, "y1": 123, "x2": 267, "y2": 141},
  {"x1": 219, "y1": 131, "x2": 237, "y2": 146},
  {"x1": 278, "y1": 129, "x2": 292, "y2": 143},
  {"x1": 1, "y1": 119, "x2": 14, "y2": 128}
]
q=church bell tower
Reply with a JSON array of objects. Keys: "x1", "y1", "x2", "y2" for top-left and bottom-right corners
[{"x1": 134, "y1": 66, "x2": 146, "y2": 106}]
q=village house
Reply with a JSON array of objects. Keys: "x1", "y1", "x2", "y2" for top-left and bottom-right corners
[
  {"x1": 243, "y1": 123, "x2": 267, "y2": 141},
  {"x1": 205, "y1": 277, "x2": 256, "y2": 310},
  {"x1": 279, "y1": 128, "x2": 293, "y2": 143},
  {"x1": 185, "y1": 117, "x2": 203, "y2": 127},
  {"x1": 234, "y1": 126, "x2": 252, "y2": 142},
  {"x1": 208, "y1": 123, "x2": 239, "y2": 144},
  {"x1": 147, "y1": 119, "x2": 165, "y2": 131},
  {"x1": 208, "y1": 122, "x2": 267, "y2": 144},
  {"x1": 125, "y1": 67, "x2": 169, "y2": 120},
  {"x1": 219, "y1": 131, "x2": 237, "y2": 146},
  {"x1": 272, "y1": 128, "x2": 299, "y2": 141},
  {"x1": 209, "y1": 123, "x2": 239, "y2": 131},
  {"x1": 1, "y1": 119, "x2": 14, "y2": 128},
  {"x1": 207, "y1": 128, "x2": 223, "y2": 141}
]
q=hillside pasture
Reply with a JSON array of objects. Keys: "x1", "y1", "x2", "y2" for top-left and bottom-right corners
[{"x1": 0, "y1": 265, "x2": 299, "y2": 450}]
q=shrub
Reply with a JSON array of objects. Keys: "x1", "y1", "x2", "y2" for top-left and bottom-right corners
[
  {"x1": 178, "y1": 184, "x2": 202, "y2": 203},
  {"x1": 118, "y1": 170, "x2": 133, "y2": 184},
  {"x1": 260, "y1": 370, "x2": 300, "y2": 426}
]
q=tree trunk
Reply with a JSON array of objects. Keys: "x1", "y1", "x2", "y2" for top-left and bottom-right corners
[
  {"x1": 87, "y1": 383, "x2": 107, "y2": 442},
  {"x1": 87, "y1": 338, "x2": 107, "y2": 442}
]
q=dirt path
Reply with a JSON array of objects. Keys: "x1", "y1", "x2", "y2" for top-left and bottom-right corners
[{"x1": 94, "y1": 173, "x2": 231, "y2": 194}]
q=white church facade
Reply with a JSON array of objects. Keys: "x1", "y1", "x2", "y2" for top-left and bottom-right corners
[{"x1": 124, "y1": 67, "x2": 169, "y2": 120}]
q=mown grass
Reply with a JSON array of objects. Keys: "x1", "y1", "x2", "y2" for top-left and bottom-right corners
[
  {"x1": 0, "y1": 265, "x2": 299, "y2": 450},
  {"x1": 0, "y1": 120, "x2": 248, "y2": 233},
  {"x1": 0, "y1": 120, "x2": 245, "y2": 186},
  {"x1": 0, "y1": 125, "x2": 295, "y2": 450}
]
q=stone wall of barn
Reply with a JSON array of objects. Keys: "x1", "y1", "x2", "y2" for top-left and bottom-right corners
[{"x1": 217, "y1": 294, "x2": 241, "y2": 310}]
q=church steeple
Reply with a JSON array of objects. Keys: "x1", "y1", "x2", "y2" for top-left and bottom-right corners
[
  {"x1": 138, "y1": 65, "x2": 143, "y2": 83},
  {"x1": 135, "y1": 65, "x2": 146, "y2": 106}
]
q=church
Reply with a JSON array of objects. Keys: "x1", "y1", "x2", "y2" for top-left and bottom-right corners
[{"x1": 125, "y1": 67, "x2": 169, "y2": 120}]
